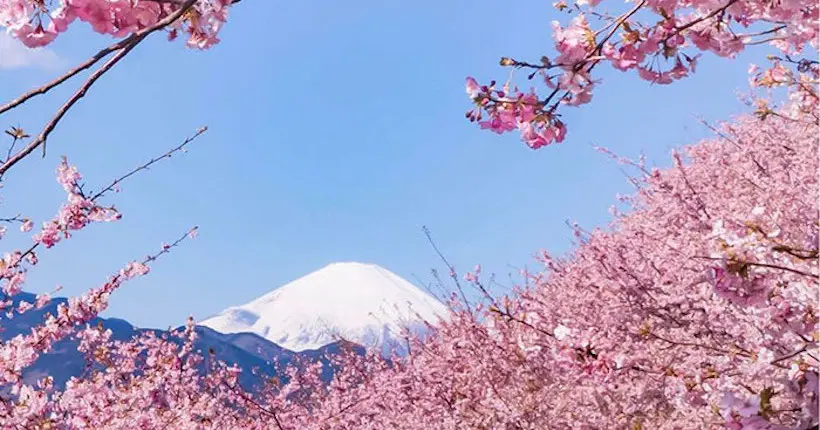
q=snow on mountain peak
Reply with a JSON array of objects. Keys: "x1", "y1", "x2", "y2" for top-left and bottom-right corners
[{"x1": 200, "y1": 262, "x2": 449, "y2": 352}]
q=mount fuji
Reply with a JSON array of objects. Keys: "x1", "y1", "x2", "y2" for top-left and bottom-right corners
[{"x1": 200, "y1": 262, "x2": 449, "y2": 354}]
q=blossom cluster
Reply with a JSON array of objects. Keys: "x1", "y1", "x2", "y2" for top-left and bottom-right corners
[
  {"x1": 0, "y1": 157, "x2": 156, "y2": 390},
  {"x1": 33, "y1": 157, "x2": 121, "y2": 249},
  {"x1": 465, "y1": 0, "x2": 818, "y2": 148},
  {"x1": 0, "y1": 0, "x2": 233, "y2": 48}
]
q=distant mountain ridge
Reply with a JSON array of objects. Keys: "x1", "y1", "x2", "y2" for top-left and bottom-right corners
[{"x1": 0, "y1": 292, "x2": 349, "y2": 392}]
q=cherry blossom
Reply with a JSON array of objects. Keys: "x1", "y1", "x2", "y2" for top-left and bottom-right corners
[
  {"x1": 0, "y1": 0, "x2": 234, "y2": 49},
  {"x1": 283, "y1": 110, "x2": 818, "y2": 429},
  {"x1": 465, "y1": 0, "x2": 819, "y2": 148}
]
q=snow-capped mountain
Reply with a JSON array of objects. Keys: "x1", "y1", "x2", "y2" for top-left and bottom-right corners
[
  {"x1": 0, "y1": 262, "x2": 443, "y2": 394},
  {"x1": 200, "y1": 262, "x2": 449, "y2": 353}
]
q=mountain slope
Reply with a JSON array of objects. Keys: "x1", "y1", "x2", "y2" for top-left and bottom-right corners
[
  {"x1": 200, "y1": 262, "x2": 449, "y2": 353},
  {"x1": 0, "y1": 292, "x2": 340, "y2": 392}
]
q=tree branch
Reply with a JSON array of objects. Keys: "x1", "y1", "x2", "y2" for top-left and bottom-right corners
[
  {"x1": 0, "y1": 0, "x2": 197, "y2": 177},
  {"x1": 14, "y1": 127, "x2": 206, "y2": 265},
  {"x1": 89, "y1": 126, "x2": 207, "y2": 201},
  {"x1": 0, "y1": 35, "x2": 142, "y2": 116}
]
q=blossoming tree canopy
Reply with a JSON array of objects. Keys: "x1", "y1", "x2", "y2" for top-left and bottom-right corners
[
  {"x1": 464, "y1": 0, "x2": 819, "y2": 148},
  {"x1": 0, "y1": 0, "x2": 234, "y2": 49},
  {"x1": 294, "y1": 113, "x2": 818, "y2": 429}
]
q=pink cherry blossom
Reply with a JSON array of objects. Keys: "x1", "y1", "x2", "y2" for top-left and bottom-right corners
[
  {"x1": 465, "y1": 77, "x2": 481, "y2": 99},
  {"x1": 0, "y1": 0, "x2": 236, "y2": 50},
  {"x1": 266, "y1": 111, "x2": 817, "y2": 429},
  {"x1": 465, "y1": 0, "x2": 819, "y2": 148}
]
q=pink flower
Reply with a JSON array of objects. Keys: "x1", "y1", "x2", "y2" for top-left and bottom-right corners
[
  {"x1": 603, "y1": 43, "x2": 644, "y2": 71},
  {"x1": 708, "y1": 266, "x2": 769, "y2": 307},
  {"x1": 552, "y1": 15, "x2": 594, "y2": 65},
  {"x1": 558, "y1": 70, "x2": 590, "y2": 94},
  {"x1": 120, "y1": 262, "x2": 150, "y2": 280},
  {"x1": 576, "y1": 0, "x2": 602, "y2": 6},
  {"x1": 719, "y1": 392, "x2": 760, "y2": 419},
  {"x1": 16, "y1": 300, "x2": 32, "y2": 314},
  {"x1": 553, "y1": 324, "x2": 572, "y2": 340},
  {"x1": 465, "y1": 77, "x2": 481, "y2": 99},
  {"x1": 518, "y1": 122, "x2": 552, "y2": 149},
  {"x1": 638, "y1": 67, "x2": 674, "y2": 84},
  {"x1": 48, "y1": 5, "x2": 76, "y2": 33},
  {"x1": 2, "y1": 272, "x2": 25, "y2": 296},
  {"x1": 34, "y1": 293, "x2": 51, "y2": 309},
  {"x1": 479, "y1": 111, "x2": 517, "y2": 134},
  {"x1": 20, "y1": 219, "x2": 33, "y2": 233},
  {"x1": 12, "y1": 23, "x2": 57, "y2": 48},
  {"x1": 34, "y1": 222, "x2": 61, "y2": 248},
  {"x1": 56, "y1": 157, "x2": 81, "y2": 193},
  {"x1": 688, "y1": 26, "x2": 744, "y2": 58},
  {"x1": 684, "y1": 391, "x2": 707, "y2": 406},
  {"x1": 563, "y1": 83, "x2": 594, "y2": 106},
  {"x1": 748, "y1": 64, "x2": 760, "y2": 75}
]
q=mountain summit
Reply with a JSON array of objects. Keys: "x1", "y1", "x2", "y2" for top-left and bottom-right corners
[{"x1": 200, "y1": 262, "x2": 449, "y2": 353}]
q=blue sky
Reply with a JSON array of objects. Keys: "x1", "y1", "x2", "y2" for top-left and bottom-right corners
[{"x1": 0, "y1": 1, "x2": 765, "y2": 329}]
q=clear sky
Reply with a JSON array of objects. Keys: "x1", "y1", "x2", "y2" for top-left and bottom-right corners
[{"x1": 0, "y1": 1, "x2": 765, "y2": 329}]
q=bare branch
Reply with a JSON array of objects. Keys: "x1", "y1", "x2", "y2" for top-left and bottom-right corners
[
  {"x1": 90, "y1": 126, "x2": 207, "y2": 201},
  {"x1": 0, "y1": 36, "x2": 142, "y2": 116},
  {"x1": 422, "y1": 225, "x2": 474, "y2": 315}
]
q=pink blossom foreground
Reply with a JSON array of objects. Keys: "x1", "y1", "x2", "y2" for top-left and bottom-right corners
[
  {"x1": 290, "y1": 113, "x2": 818, "y2": 429},
  {"x1": 0, "y1": 111, "x2": 815, "y2": 429}
]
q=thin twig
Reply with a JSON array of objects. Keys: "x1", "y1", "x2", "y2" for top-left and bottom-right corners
[
  {"x1": 28, "y1": 226, "x2": 197, "y2": 354},
  {"x1": 692, "y1": 255, "x2": 817, "y2": 278},
  {"x1": 649, "y1": 332, "x2": 752, "y2": 357},
  {"x1": 770, "y1": 344, "x2": 809, "y2": 365},
  {"x1": 422, "y1": 226, "x2": 474, "y2": 315},
  {"x1": 14, "y1": 128, "x2": 206, "y2": 265},
  {"x1": 223, "y1": 381, "x2": 287, "y2": 429},
  {"x1": 90, "y1": 126, "x2": 207, "y2": 201}
]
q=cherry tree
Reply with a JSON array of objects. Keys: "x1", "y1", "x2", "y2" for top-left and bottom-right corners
[
  {"x1": 293, "y1": 110, "x2": 818, "y2": 429},
  {"x1": 0, "y1": 2, "x2": 365, "y2": 427},
  {"x1": 0, "y1": 0, "x2": 252, "y2": 427},
  {"x1": 463, "y1": 0, "x2": 818, "y2": 148}
]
